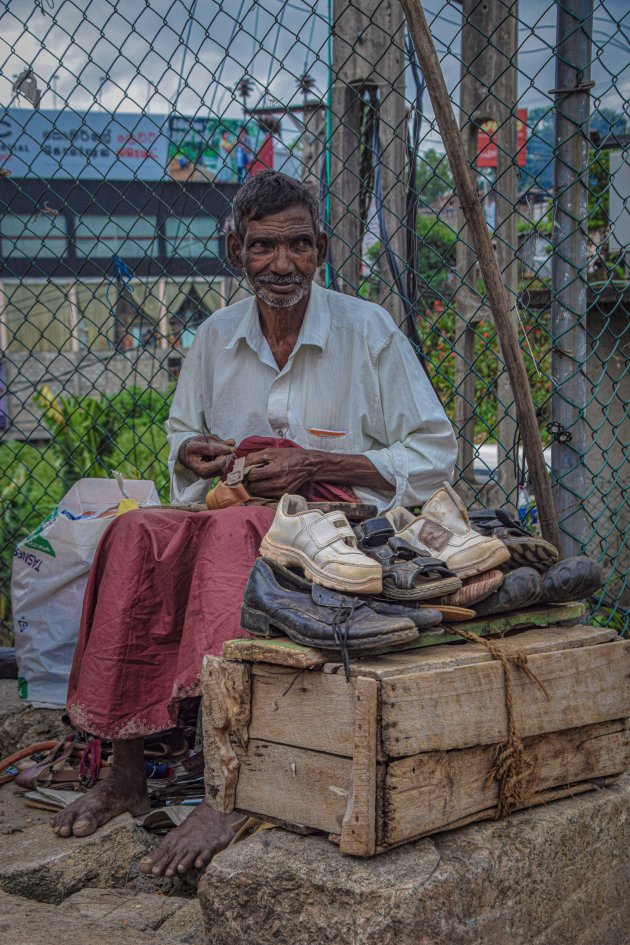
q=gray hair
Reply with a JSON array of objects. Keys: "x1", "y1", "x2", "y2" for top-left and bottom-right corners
[{"x1": 230, "y1": 170, "x2": 320, "y2": 241}]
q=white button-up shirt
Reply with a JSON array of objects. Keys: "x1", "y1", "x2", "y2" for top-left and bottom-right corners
[{"x1": 166, "y1": 282, "x2": 457, "y2": 511}]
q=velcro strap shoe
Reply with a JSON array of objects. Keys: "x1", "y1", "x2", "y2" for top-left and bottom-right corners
[
  {"x1": 385, "y1": 483, "x2": 510, "y2": 579},
  {"x1": 259, "y1": 494, "x2": 382, "y2": 594}
]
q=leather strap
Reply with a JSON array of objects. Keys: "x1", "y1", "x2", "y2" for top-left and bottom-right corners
[
  {"x1": 205, "y1": 480, "x2": 250, "y2": 510},
  {"x1": 353, "y1": 516, "x2": 394, "y2": 549}
]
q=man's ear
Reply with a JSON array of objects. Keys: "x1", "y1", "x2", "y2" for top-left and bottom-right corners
[
  {"x1": 227, "y1": 232, "x2": 243, "y2": 269},
  {"x1": 315, "y1": 230, "x2": 328, "y2": 267}
]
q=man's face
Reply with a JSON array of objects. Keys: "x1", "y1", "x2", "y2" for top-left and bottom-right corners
[{"x1": 227, "y1": 205, "x2": 327, "y2": 310}]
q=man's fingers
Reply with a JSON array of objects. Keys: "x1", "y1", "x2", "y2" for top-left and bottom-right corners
[{"x1": 187, "y1": 441, "x2": 235, "y2": 461}]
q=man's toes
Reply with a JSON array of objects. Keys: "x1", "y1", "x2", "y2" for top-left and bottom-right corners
[
  {"x1": 175, "y1": 849, "x2": 200, "y2": 874},
  {"x1": 193, "y1": 849, "x2": 213, "y2": 870},
  {"x1": 139, "y1": 854, "x2": 157, "y2": 875},
  {"x1": 71, "y1": 816, "x2": 98, "y2": 838}
]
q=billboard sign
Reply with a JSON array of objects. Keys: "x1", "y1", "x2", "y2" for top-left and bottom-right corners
[
  {"x1": 0, "y1": 109, "x2": 170, "y2": 180},
  {"x1": 477, "y1": 109, "x2": 528, "y2": 167},
  {"x1": 167, "y1": 115, "x2": 270, "y2": 182}
]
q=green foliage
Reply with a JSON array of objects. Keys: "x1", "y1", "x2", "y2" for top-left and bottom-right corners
[
  {"x1": 416, "y1": 215, "x2": 457, "y2": 292},
  {"x1": 416, "y1": 148, "x2": 455, "y2": 206},
  {"x1": 0, "y1": 385, "x2": 173, "y2": 638}
]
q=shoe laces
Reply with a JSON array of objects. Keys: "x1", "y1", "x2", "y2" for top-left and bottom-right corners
[{"x1": 331, "y1": 597, "x2": 358, "y2": 683}]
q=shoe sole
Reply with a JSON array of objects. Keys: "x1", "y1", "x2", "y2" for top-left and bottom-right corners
[
  {"x1": 381, "y1": 575, "x2": 462, "y2": 601},
  {"x1": 448, "y1": 542, "x2": 511, "y2": 579},
  {"x1": 258, "y1": 536, "x2": 382, "y2": 595},
  {"x1": 501, "y1": 538, "x2": 559, "y2": 574},
  {"x1": 241, "y1": 605, "x2": 418, "y2": 650}
]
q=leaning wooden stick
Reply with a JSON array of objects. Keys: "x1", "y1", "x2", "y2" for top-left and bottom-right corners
[{"x1": 400, "y1": 0, "x2": 561, "y2": 551}]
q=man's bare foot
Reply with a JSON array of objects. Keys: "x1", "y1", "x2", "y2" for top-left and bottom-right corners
[
  {"x1": 139, "y1": 804, "x2": 242, "y2": 877},
  {"x1": 51, "y1": 773, "x2": 149, "y2": 838},
  {"x1": 51, "y1": 737, "x2": 148, "y2": 838}
]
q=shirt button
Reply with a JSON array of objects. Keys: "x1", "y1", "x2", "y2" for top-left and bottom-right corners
[{"x1": 276, "y1": 429, "x2": 286, "y2": 437}]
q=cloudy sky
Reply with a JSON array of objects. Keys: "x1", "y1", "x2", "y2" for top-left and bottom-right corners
[{"x1": 0, "y1": 0, "x2": 628, "y2": 153}]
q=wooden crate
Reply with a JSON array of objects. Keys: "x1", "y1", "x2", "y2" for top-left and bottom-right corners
[{"x1": 201, "y1": 605, "x2": 630, "y2": 856}]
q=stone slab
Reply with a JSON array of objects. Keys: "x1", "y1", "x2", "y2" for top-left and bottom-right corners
[
  {"x1": 0, "y1": 679, "x2": 73, "y2": 758},
  {"x1": 63, "y1": 887, "x2": 191, "y2": 932},
  {"x1": 198, "y1": 774, "x2": 630, "y2": 945},
  {"x1": 0, "y1": 813, "x2": 154, "y2": 903}
]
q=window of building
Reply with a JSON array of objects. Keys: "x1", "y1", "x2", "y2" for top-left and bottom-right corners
[
  {"x1": 164, "y1": 215, "x2": 220, "y2": 259},
  {"x1": 74, "y1": 214, "x2": 157, "y2": 258},
  {"x1": 169, "y1": 283, "x2": 218, "y2": 347},
  {"x1": 1, "y1": 213, "x2": 68, "y2": 259}
]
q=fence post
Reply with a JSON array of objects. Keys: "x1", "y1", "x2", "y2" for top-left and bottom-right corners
[{"x1": 551, "y1": 0, "x2": 593, "y2": 556}]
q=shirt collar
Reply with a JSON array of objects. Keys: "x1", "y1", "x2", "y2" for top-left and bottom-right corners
[{"x1": 224, "y1": 281, "x2": 331, "y2": 357}]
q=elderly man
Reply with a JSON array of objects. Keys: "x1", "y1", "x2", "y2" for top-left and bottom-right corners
[{"x1": 52, "y1": 171, "x2": 457, "y2": 876}]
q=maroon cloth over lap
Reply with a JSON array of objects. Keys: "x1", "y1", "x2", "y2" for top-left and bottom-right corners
[{"x1": 66, "y1": 439, "x2": 355, "y2": 739}]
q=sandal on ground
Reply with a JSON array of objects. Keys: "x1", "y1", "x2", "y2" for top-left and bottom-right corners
[{"x1": 469, "y1": 508, "x2": 559, "y2": 573}]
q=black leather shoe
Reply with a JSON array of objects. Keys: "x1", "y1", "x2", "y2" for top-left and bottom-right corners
[
  {"x1": 264, "y1": 559, "x2": 443, "y2": 629},
  {"x1": 242, "y1": 559, "x2": 419, "y2": 677}
]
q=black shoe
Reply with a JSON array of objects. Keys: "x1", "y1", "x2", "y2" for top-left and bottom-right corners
[
  {"x1": 471, "y1": 567, "x2": 542, "y2": 617},
  {"x1": 469, "y1": 508, "x2": 559, "y2": 573},
  {"x1": 242, "y1": 559, "x2": 419, "y2": 678},
  {"x1": 264, "y1": 559, "x2": 443, "y2": 629},
  {"x1": 537, "y1": 555, "x2": 603, "y2": 604}
]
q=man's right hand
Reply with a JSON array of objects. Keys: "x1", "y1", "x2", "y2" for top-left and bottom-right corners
[{"x1": 178, "y1": 434, "x2": 236, "y2": 479}]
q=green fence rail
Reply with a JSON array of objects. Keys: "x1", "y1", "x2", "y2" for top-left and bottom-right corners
[{"x1": 0, "y1": 0, "x2": 628, "y2": 637}]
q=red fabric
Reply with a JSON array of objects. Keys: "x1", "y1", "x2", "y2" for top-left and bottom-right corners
[
  {"x1": 228, "y1": 436, "x2": 358, "y2": 503},
  {"x1": 66, "y1": 450, "x2": 356, "y2": 739},
  {"x1": 66, "y1": 506, "x2": 275, "y2": 739},
  {"x1": 248, "y1": 132, "x2": 273, "y2": 175}
]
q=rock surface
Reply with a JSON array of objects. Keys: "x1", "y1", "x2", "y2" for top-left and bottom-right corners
[
  {"x1": 0, "y1": 679, "x2": 73, "y2": 758},
  {"x1": 0, "y1": 813, "x2": 154, "y2": 902},
  {"x1": 0, "y1": 888, "x2": 204, "y2": 945},
  {"x1": 199, "y1": 775, "x2": 630, "y2": 945}
]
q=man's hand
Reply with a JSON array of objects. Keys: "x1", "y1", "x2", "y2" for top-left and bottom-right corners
[
  {"x1": 243, "y1": 448, "x2": 316, "y2": 498},
  {"x1": 179, "y1": 434, "x2": 236, "y2": 480}
]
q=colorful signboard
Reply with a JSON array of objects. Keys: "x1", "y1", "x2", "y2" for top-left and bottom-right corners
[
  {"x1": 167, "y1": 115, "x2": 271, "y2": 182},
  {"x1": 0, "y1": 109, "x2": 170, "y2": 180},
  {"x1": 476, "y1": 109, "x2": 528, "y2": 167}
]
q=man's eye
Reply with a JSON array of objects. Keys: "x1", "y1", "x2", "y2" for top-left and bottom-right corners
[{"x1": 293, "y1": 238, "x2": 312, "y2": 250}]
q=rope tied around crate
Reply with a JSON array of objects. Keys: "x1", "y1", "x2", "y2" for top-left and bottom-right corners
[{"x1": 447, "y1": 627, "x2": 550, "y2": 818}]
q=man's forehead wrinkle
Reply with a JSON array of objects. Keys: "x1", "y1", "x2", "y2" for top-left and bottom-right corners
[{"x1": 245, "y1": 221, "x2": 316, "y2": 241}]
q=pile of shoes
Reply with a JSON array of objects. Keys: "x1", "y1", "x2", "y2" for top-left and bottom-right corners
[{"x1": 242, "y1": 483, "x2": 604, "y2": 679}]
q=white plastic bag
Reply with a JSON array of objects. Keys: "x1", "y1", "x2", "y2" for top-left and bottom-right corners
[{"x1": 12, "y1": 477, "x2": 160, "y2": 707}]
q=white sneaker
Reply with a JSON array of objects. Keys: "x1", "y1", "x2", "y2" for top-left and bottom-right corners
[
  {"x1": 259, "y1": 494, "x2": 383, "y2": 594},
  {"x1": 385, "y1": 483, "x2": 510, "y2": 579}
]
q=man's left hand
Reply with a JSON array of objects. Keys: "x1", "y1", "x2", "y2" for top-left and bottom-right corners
[{"x1": 243, "y1": 448, "x2": 316, "y2": 498}]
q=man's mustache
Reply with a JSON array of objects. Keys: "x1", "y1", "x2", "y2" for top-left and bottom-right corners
[{"x1": 254, "y1": 274, "x2": 307, "y2": 287}]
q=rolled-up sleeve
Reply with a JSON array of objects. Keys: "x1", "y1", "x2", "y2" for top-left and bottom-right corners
[
  {"x1": 165, "y1": 333, "x2": 210, "y2": 504},
  {"x1": 362, "y1": 331, "x2": 457, "y2": 510}
]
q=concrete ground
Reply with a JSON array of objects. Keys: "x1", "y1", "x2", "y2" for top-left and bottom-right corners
[{"x1": 0, "y1": 680, "x2": 205, "y2": 945}]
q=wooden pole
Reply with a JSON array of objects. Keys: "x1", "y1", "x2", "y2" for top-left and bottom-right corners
[{"x1": 400, "y1": 0, "x2": 561, "y2": 550}]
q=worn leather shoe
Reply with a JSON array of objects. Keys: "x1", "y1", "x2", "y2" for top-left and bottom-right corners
[
  {"x1": 259, "y1": 494, "x2": 382, "y2": 594},
  {"x1": 266, "y1": 560, "x2": 443, "y2": 630},
  {"x1": 242, "y1": 559, "x2": 418, "y2": 650},
  {"x1": 385, "y1": 484, "x2": 510, "y2": 578}
]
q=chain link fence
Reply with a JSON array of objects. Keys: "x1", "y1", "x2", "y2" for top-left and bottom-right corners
[{"x1": 0, "y1": 0, "x2": 628, "y2": 637}]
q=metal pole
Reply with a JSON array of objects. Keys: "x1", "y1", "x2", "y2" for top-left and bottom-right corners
[{"x1": 551, "y1": 0, "x2": 593, "y2": 557}]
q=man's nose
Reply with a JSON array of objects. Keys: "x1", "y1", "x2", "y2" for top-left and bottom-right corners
[{"x1": 270, "y1": 244, "x2": 294, "y2": 274}]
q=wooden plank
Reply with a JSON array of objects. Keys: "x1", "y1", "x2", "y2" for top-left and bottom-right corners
[
  {"x1": 381, "y1": 639, "x2": 630, "y2": 756},
  {"x1": 222, "y1": 636, "x2": 330, "y2": 669},
  {"x1": 234, "y1": 739, "x2": 352, "y2": 834},
  {"x1": 323, "y1": 624, "x2": 616, "y2": 679},
  {"x1": 383, "y1": 719, "x2": 630, "y2": 846},
  {"x1": 340, "y1": 676, "x2": 378, "y2": 856},
  {"x1": 248, "y1": 665, "x2": 356, "y2": 756},
  {"x1": 321, "y1": 604, "x2": 589, "y2": 675},
  {"x1": 201, "y1": 656, "x2": 251, "y2": 813},
  {"x1": 376, "y1": 777, "x2": 622, "y2": 854}
]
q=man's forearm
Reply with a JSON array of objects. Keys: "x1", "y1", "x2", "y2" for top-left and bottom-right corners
[{"x1": 305, "y1": 450, "x2": 393, "y2": 494}]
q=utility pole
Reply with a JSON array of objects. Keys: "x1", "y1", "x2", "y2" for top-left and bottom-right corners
[
  {"x1": 329, "y1": 0, "x2": 407, "y2": 325},
  {"x1": 550, "y1": 0, "x2": 593, "y2": 556},
  {"x1": 453, "y1": 0, "x2": 519, "y2": 507}
]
